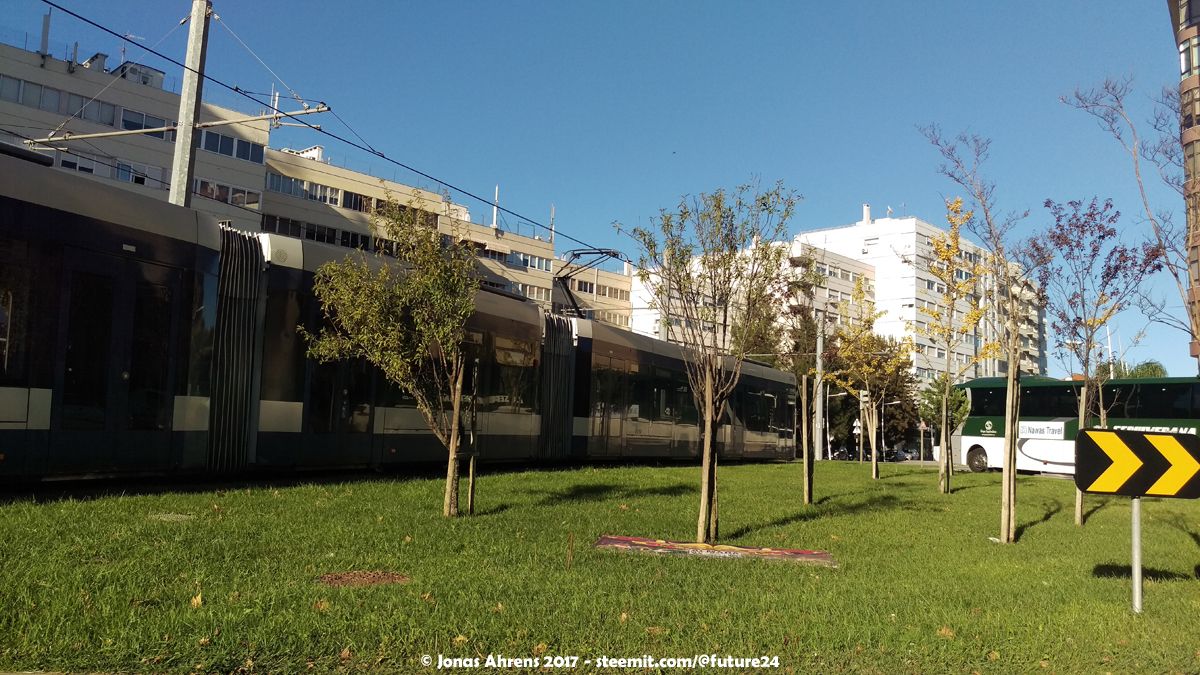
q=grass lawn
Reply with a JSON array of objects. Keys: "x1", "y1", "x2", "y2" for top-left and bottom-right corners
[{"x1": 1, "y1": 461, "x2": 1198, "y2": 673}]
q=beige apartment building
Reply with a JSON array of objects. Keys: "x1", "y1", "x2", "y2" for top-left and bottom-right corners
[
  {"x1": 0, "y1": 34, "x2": 562, "y2": 309},
  {"x1": 0, "y1": 40, "x2": 268, "y2": 231}
]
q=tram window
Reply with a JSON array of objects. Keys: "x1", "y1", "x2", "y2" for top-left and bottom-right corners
[
  {"x1": 260, "y1": 289, "x2": 307, "y2": 402},
  {"x1": 0, "y1": 289, "x2": 11, "y2": 378},
  {"x1": 186, "y1": 272, "x2": 217, "y2": 396}
]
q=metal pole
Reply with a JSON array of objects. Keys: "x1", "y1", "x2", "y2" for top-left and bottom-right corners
[{"x1": 1132, "y1": 496, "x2": 1143, "y2": 613}]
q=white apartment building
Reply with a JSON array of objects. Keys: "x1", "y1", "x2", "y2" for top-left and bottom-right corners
[
  {"x1": 552, "y1": 259, "x2": 633, "y2": 328},
  {"x1": 629, "y1": 242, "x2": 876, "y2": 351},
  {"x1": 794, "y1": 204, "x2": 1047, "y2": 381}
]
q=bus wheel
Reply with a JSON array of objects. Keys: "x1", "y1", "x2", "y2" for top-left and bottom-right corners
[{"x1": 967, "y1": 447, "x2": 988, "y2": 473}]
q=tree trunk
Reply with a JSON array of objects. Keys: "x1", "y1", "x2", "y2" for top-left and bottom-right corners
[
  {"x1": 802, "y1": 375, "x2": 812, "y2": 505},
  {"x1": 443, "y1": 361, "x2": 465, "y2": 518},
  {"x1": 1075, "y1": 380, "x2": 1089, "y2": 527},
  {"x1": 939, "y1": 374, "x2": 952, "y2": 494},
  {"x1": 696, "y1": 369, "x2": 716, "y2": 544},
  {"x1": 865, "y1": 406, "x2": 880, "y2": 480},
  {"x1": 999, "y1": 343, "x2": 1020, "y2": 543}
]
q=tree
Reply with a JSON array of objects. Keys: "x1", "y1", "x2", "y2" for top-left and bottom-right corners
[
  {"x1": 1097, "y1": 358, "x2": 1168, "y2": 379},
  {"x1": 628, "y1": 181, "x2": 796, "y2": 544},
  {"x1": 303, "y1": 197, "x2": 479, "y2": 517},
  {"x1": 917, "y1": 374, "x2": 969, "y2": 451},
  {"x1": 923, "y1": 127, "x2": 1052, "y2": 543},
  {"x1": 776, "y1": 246, "x2": 824, "y2": 506},
  {"x1": 916, "y1": 197, "x2": 996, "y2": 493},
  {"x1": 826, "y1": 279, "x2": 913, "y2": 480},
  {"x1": 1031, "y1": 197, "x2": 1162, "y2": 525},
  {"x1": 1064, "y1": 79, "x2": 1199, "y2": 372}
]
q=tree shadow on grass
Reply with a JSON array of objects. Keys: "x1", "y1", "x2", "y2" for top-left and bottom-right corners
[
  {"x1": 1093, "y1": 563, "x2": 1195, "y2": 581},
  {"x1": 1161, "y1": 513, "x2": 1200, "y2": 549},
  {"x1": 1082, "y1": 496, "x2": 1112, "y2": 523},
  {"x1": 1015, "y1": 499, "x2": 1062, "y2": 541},
  {"x1": 724, "y1": 494, "x2": 903, "y2": 541},
  {"x1": 473, "y1": 503, "x2": 512, "y2": 516},
  {"x1": 537, "y1": 482, "x2": 696, "y2": 505}
]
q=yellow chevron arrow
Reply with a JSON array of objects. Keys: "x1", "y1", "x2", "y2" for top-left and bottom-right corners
[
  {"x1": 1087, "y1": 431, "x2": 1143, "y2": 493},
  {"x1": 1145, "y1": 434, "x2": 1200, "y2": 497}
]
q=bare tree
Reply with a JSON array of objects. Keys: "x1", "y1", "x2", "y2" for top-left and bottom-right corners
[
  {"x1": 922, "y1": 126, "x2": 1052, "y2": 543},
  {"x1": 628, "y1": 181, "x2": 796, "y2": 544},
  {"x1": 1064, "y1": 78, "x2": 1198, "y2": 372}
]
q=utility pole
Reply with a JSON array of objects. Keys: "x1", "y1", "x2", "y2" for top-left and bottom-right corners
[{"x1": 168, "y1": 0, "x2": 212, "y2": 207}]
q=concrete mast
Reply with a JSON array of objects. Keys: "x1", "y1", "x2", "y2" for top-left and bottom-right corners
[{"x1": 168, "y1": 0, "x2": 212, "y2": 207}]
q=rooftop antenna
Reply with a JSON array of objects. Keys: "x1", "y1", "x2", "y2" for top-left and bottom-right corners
[
  {"x1": 550, "y1": 203, "x2": 556, "y2": 243},
  {"x1": 120, "y1": 32, "x2": 145, "y2": 63},
  {"x1": 491, "y1": 185, "x2": 499, "y2": 229}
]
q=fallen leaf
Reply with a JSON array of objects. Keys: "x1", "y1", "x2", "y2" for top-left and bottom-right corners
[
  {"x1": 533, "y1": 643, "x2": 548, "y2": 656},
  {"x1": 421, "y1": 592, "x2": 436, "y2": 605},
  {"x1": 987, "y1": 650, "x2": 1000, "y2": 661},
  {"x1": 1040, "y1": 660, "x2": 1050, "y2": 668},
  {"x1": 314, "y1": 599, "x2": 330, "y2": 612},
  {"x1": 453, "y1": 634, "x2": 468, "y2": 646},
  {"x1": 619, "y1": 504, "x2": 629, "y2": 511},
  {"x1": 830, "y1": 534, "x2": 841, "y2": 541},
  {"x1": 243, "y1": 658, "x2": 254, "y2": 670},
  {"x1": 198, "y1": 637, "x2": 210, "y2": 647},
  {"x1": 619, "y1": 612, "x2": 629, "y2": 624},
  {"x1": 190, "y1": 593, "x2": 203, "y2": 608},
  {"x1": 645, "y1": 626, "x2": 668, "y2": 636},
  {"x1": 491, "y1": 602, "x2": 504, "y2": 613},
  {"x1": 937, "y1": 626, "x2": 955, "y2": 639},
  {"x1": 404, "y1": 535, "x2": 413, "y2": 543},
  {"x1": 340, "y1": 647, "x2": 352, "y2": 661}
]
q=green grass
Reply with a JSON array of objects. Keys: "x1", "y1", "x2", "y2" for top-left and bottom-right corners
[{"x1": 1, "y1": 461, "x2": 1198, "y2": 673}]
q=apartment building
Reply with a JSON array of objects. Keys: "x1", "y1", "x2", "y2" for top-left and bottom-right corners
[
  {"x1": 794, "y1": 204, "x2": 1047, "y2": 381},
  {"x1": 628, "y1": 241, "x2": 876, "y2": 351},
  {"x1": 1168, "y1": 0, "x2": 1200, "y2": 356},
  {"x1": 0, "y1": 33, "x2": 560, "y2": 308}
]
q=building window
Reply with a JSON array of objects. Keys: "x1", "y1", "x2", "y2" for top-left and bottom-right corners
[
  {"x1": 575, "y1": 280, "x2": 595, "y2": 294},
  {"x1": 116, "y1": 161, "x2": 163, "y2": 188},
  {"x1": 200, "y1": 130, "x2": 264, "y2": 163},
  {"x1": 59, "y1": 151, "x2": 97, "y2": 175}
]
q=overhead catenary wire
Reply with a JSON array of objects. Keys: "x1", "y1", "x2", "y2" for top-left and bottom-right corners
[{"x1": 36, "y1": 0, "x2": 614, "y2": 257}]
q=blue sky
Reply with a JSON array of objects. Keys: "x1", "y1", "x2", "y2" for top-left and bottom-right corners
[{"x1": 3, "y1": 1, "x2": 1190, "y2": 375}]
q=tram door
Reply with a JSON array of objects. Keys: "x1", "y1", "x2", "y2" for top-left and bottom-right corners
[
  {"x1": 590, "y1": 356, "x2": 625, "y2": 457},
  {"x1": 51, "y1": 250, "x2": 181, "y2": 474}
]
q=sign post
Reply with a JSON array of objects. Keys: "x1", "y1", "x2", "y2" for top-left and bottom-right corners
[{"x1": 1075, "y1": 428, "x2": 1200, "y2": 613}]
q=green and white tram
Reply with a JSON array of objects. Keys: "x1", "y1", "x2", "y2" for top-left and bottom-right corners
[{"x1": 952, "y1": 376, "x2": 1200, "y2": 475}]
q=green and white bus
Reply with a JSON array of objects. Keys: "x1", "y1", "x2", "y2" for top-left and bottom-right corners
[{"x1": 952, "y1": 376, "x2": 1200, "y2": 475}]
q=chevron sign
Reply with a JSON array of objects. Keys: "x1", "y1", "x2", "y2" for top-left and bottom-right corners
[{"x1": 1075, "y1": 429, "x2": 1200, "y2": 499}]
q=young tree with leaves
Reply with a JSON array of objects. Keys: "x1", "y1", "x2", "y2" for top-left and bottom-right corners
[
  {"x1": 1031, "y1": 197, "x2": 1162, "y2": 525},
  {"x1": 917, "y1": 197, "x2": 996, "y2": 493},
  {"x1": 628, "y1": 181, "x2": 796, "y2": 544},
  {"x1": 923, "y1": 127, "x2": 1052, "y2": 543},
  {"x1": 303, "y1": 198, "x2": 479, "y2": 517},
  {"x1": 917, "y1": 374, "x2": 969, "y2": 456},
  {"x1": 826, "y1": 279, "x2": 913, "y2": 480},
  {"x1": 1097, "y1": 358, "x2": 1167, "y2": 379}
]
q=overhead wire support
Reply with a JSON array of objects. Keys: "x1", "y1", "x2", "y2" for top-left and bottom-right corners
[{"x1": 35, "y1": 0, "x2": 603, "y2": 252}]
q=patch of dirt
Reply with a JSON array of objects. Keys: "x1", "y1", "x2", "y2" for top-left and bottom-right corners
[
  {"x1": 318, "y1": 571, "x2": 411, "y2": 587},
  {"x1": 148, "y1": 512, "x2": 194, "y2": 522}
]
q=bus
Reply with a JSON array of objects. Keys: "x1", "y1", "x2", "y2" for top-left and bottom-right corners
[{"x1": 952, "y1": 376, "x2": 1200, "y2": 475}]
